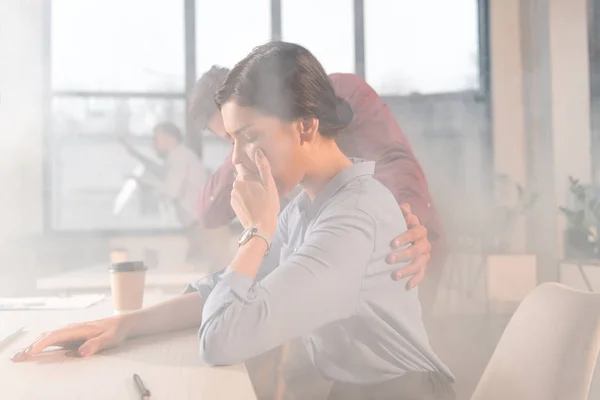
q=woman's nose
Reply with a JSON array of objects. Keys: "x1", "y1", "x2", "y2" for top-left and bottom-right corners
[
  {"x1": 231, "y1": 141, "x2": 255, "y2": 167},
  {"x1": 231, "y1": 140, "x2": 245, "y2": 166}
]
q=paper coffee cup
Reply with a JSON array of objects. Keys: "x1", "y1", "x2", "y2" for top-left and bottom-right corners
[{"x1": 109, "y1": 261, "x2": 147, "y2": 315}]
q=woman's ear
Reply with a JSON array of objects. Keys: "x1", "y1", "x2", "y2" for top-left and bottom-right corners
[{"x1": 297, "y1": 118, "x2": 319, "y2": 144}]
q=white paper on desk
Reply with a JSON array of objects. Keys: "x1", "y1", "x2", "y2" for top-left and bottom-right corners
[
  {"x1": 0, "y1": 294, "x2": 105, "y2": 310},
  {"x1": 113, "y1": 164, "x2": 145, "y2": 215}
]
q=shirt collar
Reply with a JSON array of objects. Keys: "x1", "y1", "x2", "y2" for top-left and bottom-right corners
[{"x1": 297, "y1": 159, "x2": 375, "y2": 220}]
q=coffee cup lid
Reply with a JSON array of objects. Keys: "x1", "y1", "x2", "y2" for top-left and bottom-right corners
[{"x1": 109, "y1": 261, "x2": 147, "y2": 272}]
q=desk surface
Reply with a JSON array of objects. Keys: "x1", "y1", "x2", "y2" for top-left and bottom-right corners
[
  {"x1": 36, "y1": 264, "x2": 208, "y2": 292},
  {"x1": 0, "y1": 296, "x2": 256, "y2": 400}
]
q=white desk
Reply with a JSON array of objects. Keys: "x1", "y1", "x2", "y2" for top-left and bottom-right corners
[
  {"x1": 36, "y1": 264, "x2": 209, "y2": 293},
  {"x1": 0, "y1": 296, "x2": 257, "y2": 400}
]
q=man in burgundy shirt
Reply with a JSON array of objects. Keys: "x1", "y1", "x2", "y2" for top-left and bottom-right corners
[{"x1": 190, "y1": 66, "x2": 446, "y2": 311}]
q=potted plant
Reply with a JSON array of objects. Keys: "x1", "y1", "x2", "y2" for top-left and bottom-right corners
[
  {"x1": 483, "y1": 175, "x2": 538, "y2": 311},
  {"x1": 559, "y1": 177, "x2": 599, "y2": 258},
  {"x1": 559, "y1": 177, "x2": 600, "y2": 292}
]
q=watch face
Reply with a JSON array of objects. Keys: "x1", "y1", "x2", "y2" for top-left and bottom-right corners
[{"x1": 238, "y1": 227, "x2": 257, "y2": 246}]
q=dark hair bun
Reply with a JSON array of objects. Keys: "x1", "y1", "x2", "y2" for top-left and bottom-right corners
[
  {"x1": 335, "y1": 97, "x2": 353, "y2": 129},
  {"x1": 216, "y1": 41, "x2": 352, "y2": 137}
]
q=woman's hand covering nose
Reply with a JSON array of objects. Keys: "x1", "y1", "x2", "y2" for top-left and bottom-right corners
[{"x1": 230, "y1": 149, "x2": 280, "y2": 238}]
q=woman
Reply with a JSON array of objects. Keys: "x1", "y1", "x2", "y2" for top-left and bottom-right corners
[{"x1": 13, "y1": 42, "x2": 454, "y2": 400}]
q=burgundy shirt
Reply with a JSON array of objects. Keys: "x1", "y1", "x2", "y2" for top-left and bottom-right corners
[{"x1": 197, "y1": 73, "x2": 445, "y2": 259}]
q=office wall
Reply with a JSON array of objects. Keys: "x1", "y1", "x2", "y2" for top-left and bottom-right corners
[
  {"x1": 488, "y1": 0, "x2": 592, "y2": 261},
  {"x1": 0, "y1": 0, "x2": 45, "y2": 241},
  {"x1": 0, "y1": 0, "x2": 45, "y2": 293},
  {"x1": 386, "y1": 94, "x2": 489, "y2": 238},
  {"x1": 489, "y1": 0, "x2": 528, "y2": 252},
  {"x1": 548, "y1": 0, "x2": 592, "y2": 257},
  {"x1": 0, "y1": 1, "x2": 109, "y2": 295}
]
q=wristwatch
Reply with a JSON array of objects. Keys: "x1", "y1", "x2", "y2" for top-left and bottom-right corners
[{"x1": 238, "y1": 226, "x2": 272, "y2": 254}]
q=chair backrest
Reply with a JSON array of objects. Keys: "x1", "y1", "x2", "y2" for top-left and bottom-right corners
[{"x1": 471, "y1": 282, "x2": 600, "y2": 400}]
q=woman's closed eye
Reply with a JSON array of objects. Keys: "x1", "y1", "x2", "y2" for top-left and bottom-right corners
[{"x1": 244, "y1": 134, "x2": 259, "y2": 144}]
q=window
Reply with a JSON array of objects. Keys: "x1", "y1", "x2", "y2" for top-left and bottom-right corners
[
  {"x1": 51, "y1": 97, "x2": 186, "y2": 137},
  {"x1": 47, "y1": 0, "x2": 487, "y2": 232},
  {"x1": 195, "y1": 0, "x2": 271, "y2": 76},
  {"x1": 49, "y1": 0, "x2": 187, "y2": 232},
  {"x1": 52, "y1": 0, "x2": 185, "y2": 93},
  {"x1": 195, "y1": 0, "x2": 271, "y2": 179},
  {"x1": 50, "y1": 138, "x2": 181, "y2": 231},
  {"x1": 282, "y1": 0, "x2": 355, "y2": 74},
  {"x1": 364, "y1": 0, "x2": 480, "y2": 95}
]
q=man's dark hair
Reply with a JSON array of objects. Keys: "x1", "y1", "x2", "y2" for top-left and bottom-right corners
[
  {"x1": 153, "y1": 122, "x2": 183, "y2": 142},
  {"x1": 189, "y1": 65, "x2": 231, "y2": 129},
  {"x1": 215, "y1": 41, "x2": 353, "y2": 138}
]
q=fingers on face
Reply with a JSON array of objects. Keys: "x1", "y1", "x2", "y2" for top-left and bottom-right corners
[
  {"x1": 254, "y1": 149, "x2": 271, "y2": 175},
  {"x1": 232, "y1": 179, "x2": 241, "y2": 193},
  {"x1": 231, "y1": 180, "x2": 245, "y2": 201}
]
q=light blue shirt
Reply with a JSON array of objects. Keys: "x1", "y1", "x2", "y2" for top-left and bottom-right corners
[{"x1": 189, "y1": 160, "x2": 453, "y2": 384}]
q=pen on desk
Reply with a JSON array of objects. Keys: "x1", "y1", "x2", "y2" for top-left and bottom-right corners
[
  {"x1": 133, "y1": 373, "x2": 152, "y2": 400},
  {"x1": 1, "y1": 326, "x2": 25, "y2": 346}
]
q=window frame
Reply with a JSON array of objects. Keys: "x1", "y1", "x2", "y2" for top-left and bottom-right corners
[{"x1": 44, "y1": 0, "x2": 194, "y2": 234}]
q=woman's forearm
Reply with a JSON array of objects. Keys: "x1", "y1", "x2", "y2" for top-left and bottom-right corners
[
  {"x1": 227, "y1": 238, "x2": 268, "y2": 279},
  {"x1": 121, "y1": 292, "x2": 204, "y2": 338}
]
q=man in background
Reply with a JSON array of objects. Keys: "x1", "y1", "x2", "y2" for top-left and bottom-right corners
[{"x1": 120, "y1": 122, "x2": 228, "y2": 270}]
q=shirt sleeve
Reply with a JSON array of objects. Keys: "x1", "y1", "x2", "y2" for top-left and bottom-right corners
[
  {"x1": 197, "y1": 151, "x2": 237, "y2": 228},
  {"x1": 183, "y1": 203, "x2": 291, "y2": 300},
  {"x1": 197, "y1": 207, "x2": 375, "y2": 366}
]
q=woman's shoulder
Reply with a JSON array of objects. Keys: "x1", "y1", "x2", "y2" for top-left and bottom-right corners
[{"x1": 330, "y1": 175, "x2": 405, "y2": 223}]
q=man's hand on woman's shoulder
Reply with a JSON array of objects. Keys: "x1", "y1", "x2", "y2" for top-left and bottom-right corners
[{"x1": 386, "y1": 203, "x2": 432, "y2": 290}]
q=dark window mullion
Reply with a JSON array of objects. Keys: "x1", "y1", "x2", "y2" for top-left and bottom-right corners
[
  {"x1": 477, "y1": 0, "x2": 491, "y2": 97},
  {"x1": 44, "y1": 0, "x2": 54, "y2": 232},
  {"x1": 184, "y1": 0, "x2": 197, "y2": 148},
  {"x1": 271, "y1": 0, "x2": 282, "y2": 41},
  {"x1": 354, "y1": 0, "x2": 365, "y2": 78}
]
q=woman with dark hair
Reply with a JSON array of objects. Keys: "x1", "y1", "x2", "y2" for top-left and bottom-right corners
[{"x1": 13, "y1": 42, "x2": 454, "y2": 399}]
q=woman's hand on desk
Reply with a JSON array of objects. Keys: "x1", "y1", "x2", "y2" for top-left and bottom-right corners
[{"x1": 11, "y1": 317, "x2": 129, "y2": 362}]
